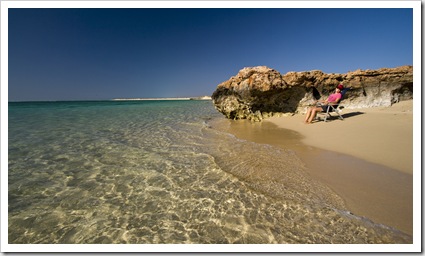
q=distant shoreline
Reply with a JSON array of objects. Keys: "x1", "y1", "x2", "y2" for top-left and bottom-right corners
[
  {"x1": 9, "y1": 96, "x2": 213, "y2": 103},
  {"x1": 113, "y1": 98, "x2": 191, "y2": 101},
  {"x1": 112, "y1": 96, "x2": 212, "y2": 101}
]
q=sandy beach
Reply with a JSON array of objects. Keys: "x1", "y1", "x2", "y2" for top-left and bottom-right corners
[
  {"x1": 268, "y1": 100, "x2": 414, "y2": 235},
  {"x1": 268, "y1": 99, "x2": 414, "y2": 175},
  {"x1": 219, "y1": 100, "x2": 414, "y2": 236}
]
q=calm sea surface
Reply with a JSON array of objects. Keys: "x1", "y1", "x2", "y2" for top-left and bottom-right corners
[{"x1": 8, "y1": 100, "x2": 411, "y2": 244}]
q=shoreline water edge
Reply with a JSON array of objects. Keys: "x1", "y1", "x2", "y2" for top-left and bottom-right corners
[{"x1": 212, "y1": 99, "x2": 413, "y2": 236}]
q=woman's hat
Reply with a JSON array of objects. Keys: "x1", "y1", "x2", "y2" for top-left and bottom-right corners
[{"x1": 337, "y1": 84, "x2": 344, "y2": 90}]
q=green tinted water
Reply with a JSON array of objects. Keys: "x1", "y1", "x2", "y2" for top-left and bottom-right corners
[{"x1": 8, "y1": 100, "x2": 411, "y2": 244}]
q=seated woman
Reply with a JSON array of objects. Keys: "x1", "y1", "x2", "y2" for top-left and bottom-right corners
[{"x1": 304, "y1": 84, "x2": 344, "y2": 124}]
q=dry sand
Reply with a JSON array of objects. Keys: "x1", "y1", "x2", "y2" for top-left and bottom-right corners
[
  {"x1": 220, "y1": 100, "x2": 415, "y2": 236},
  {"x1": 268, "y1": 99, "x2": 414, "y2": 175}
]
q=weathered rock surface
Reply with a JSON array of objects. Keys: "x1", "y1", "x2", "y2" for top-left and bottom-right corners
[{"x1": 211, "y1": 65, "x2": 413, "y2": 121}]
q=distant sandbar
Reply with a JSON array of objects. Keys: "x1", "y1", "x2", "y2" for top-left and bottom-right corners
[{"x1": 112, "y1": 96, "x2": 212, "y2": 101}]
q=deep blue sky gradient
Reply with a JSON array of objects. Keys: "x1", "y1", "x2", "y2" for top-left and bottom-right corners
[{"x1": 8, "y1": 8, "x2": 413, "y2": 101}]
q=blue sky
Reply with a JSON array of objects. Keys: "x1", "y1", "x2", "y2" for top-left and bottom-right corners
[{"x1": 8, "y1": 7, "x2": 413, "y2": 101}]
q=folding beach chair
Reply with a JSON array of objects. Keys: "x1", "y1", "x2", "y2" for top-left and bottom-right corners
[{"x1": 317, "y1": 87, "x2": 350, "y2": 122}]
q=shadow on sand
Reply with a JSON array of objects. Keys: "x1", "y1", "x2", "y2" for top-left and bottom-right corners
[
  {"x1": 320, "y1": 111, "x2": 365, "y2": 122},
  {"x1": 341, "y1": 111, "x2": 365, "y2": 119}
]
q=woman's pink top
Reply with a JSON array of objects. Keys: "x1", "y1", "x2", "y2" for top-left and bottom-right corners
[{"x1": 327, "y1": 92, "x2": 342, "y2": 103}]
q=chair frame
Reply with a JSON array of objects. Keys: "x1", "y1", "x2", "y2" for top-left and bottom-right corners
[
  {"x1": 316, "y1": 87, "x2": 350, "y2": 122},
  {"x1": 318, "y1": 104, "x2": 344, "y2": 122}
]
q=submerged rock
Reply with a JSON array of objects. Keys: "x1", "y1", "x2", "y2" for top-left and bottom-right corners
[{"x1": 211, "y1": 65, "x2": 413, "y2": 121}]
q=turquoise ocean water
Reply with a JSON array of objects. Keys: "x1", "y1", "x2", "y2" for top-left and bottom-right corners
[{"x1": 8, "y1": 100, "x2": 411, "y2": 244}]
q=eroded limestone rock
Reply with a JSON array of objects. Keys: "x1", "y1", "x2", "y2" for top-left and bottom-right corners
[{"x1": 212, "y1": 65, "x2": 413, "y2": 121}]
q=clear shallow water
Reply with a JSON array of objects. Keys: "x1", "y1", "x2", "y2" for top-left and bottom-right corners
[{"x1": 8, "y1": 100, "x2": 411, "y2": 244}]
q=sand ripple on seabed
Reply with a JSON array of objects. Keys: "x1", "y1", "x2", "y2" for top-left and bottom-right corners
[
  {"x1": 7, "y1": 147, "x2": 412, "y2": 244},
  {"x1": 8, "y1": 114, "x2": 412, "y2": 244}
]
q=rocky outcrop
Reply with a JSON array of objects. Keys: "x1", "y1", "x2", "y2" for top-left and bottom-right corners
[{"x1": 211, "y1": 65, "x2": 413, "y2": 121}]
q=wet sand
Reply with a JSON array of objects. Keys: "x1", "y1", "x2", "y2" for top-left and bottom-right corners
[{"x1": 216, "y1": 100, "x2": 414, "y2": 236}]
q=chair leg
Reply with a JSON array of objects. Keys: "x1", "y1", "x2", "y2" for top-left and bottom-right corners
[
  {"x1": 336, "y1": 110, "x2": 344, "y2": 120},
  {"x1": 324, "y1": 106, "x2": 331, "y2": 122},
  {"x1": 322, "y1": 112, "x2": 331, "y2": 122}
]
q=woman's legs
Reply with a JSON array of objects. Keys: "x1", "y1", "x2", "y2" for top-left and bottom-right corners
[
  {"x1": 305, "y1": 106, "x2": 323, "y2": 123},
  {"x1": 304, "y1": 107, "x2": 313, "y2": 123},
  {"x1": 307, "y1": 108, "x2": 318, "y2": 123}
]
